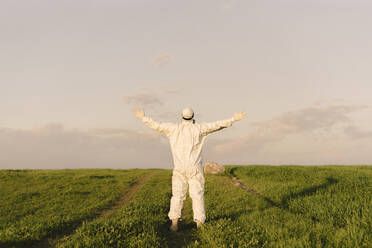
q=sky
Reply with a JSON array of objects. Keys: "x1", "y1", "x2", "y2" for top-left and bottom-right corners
[{"x1": 1, "y1": 0, "x2": 372, "y2": 169}]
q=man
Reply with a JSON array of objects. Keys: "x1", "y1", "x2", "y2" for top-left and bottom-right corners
[{"x1": 133, "y1": 107, "x2": 246, "y2": 231}]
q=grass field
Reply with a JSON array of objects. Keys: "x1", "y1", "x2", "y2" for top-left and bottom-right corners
[{"x1": 0, "y1": 166, "x2": 371, "y2": 248}]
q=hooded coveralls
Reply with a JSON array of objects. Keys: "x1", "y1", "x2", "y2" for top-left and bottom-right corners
[{"x1": 142, "y1": 116, "x2": 235, "y2": 223}]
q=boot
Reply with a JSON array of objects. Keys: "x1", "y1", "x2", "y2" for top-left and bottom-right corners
[
  {"x1": 195, "y1": 219, "x2": 203, "y2": 228},
  {"x1": 170, "y1": 218, "x2": 178, "y2": 232}
]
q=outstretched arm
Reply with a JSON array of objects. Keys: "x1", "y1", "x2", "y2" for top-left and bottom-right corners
[
  {"x1": 133, "y1": 108, "x2": 175, "y2": 136},
  {"x1": 200, "y1": 111, "x2": 246, "y2": 136}
]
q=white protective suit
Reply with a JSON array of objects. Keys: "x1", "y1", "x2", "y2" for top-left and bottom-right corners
[{"x1": 141, "y1": 115, "x2": 236, "y2": 223}]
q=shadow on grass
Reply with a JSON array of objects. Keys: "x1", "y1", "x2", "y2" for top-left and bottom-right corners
[
  {"x1": 281, "y1": 177, "x2": 339, "y2": 208},
  {"x1": 89, "y1": 175, "x2": 115, "y2": 179},
  {"x1": 279, "y1": 177, "x2": 339, "y2": 222},
  {"x1": 165, "y1": 197, "x2": 200, "y2": 248},
  {"x1": 209, "y1": 209, "x2": 254, "y2": 223},
  {"x1": 228, "y1": 167, "x2": 339, "y2": 223},
  {"x1": 0, "y1": 211, "x2": 105, "y2": 248},
  {"x1": 0, "y1": 240, "x2": 33, "y2": 248},
  {"x1": 166, "y1": 218, "x2": 197, "y2": 248}
]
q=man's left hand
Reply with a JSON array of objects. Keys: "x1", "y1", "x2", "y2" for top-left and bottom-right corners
[{"x1": 133, "y1": 108, "x2": 145, "y2": 119}]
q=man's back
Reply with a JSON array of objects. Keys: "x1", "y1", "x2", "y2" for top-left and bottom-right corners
[
  {"x1": 167, "y1": 120, "x2": 205, "y2": 172},
  {"x1": 141, "y1": 116, "x2": 236, "y2": 173},
  {"x1": 133, "y1": 107, "x2": 246, "y2": 230}
]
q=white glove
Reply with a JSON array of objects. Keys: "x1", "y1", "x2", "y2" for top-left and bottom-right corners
[
  {"x1": 233, "y1": 111, "x2": 246, "y2": 121},
  {"x1": 133, "y1": 108, "x2": 145, "y2": 119}
]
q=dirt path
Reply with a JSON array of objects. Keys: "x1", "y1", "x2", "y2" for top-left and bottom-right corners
[
  {"x1": 99, "y1": 172, "x2": 154, "y2": 218},
  {"x1": 231, "y1": 176, "x2": 280, "y2": 207},
  {"x1": 34, "y1": 172, "x2": 154, "y2": 248}
]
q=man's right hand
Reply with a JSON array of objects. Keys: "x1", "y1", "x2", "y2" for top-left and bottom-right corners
[
  {"x1": 133, "y1": 108, "x2": 145, "y2": 119},
  {"x1": 233, "y1": 111, "x2": 246, "y2": 121}
]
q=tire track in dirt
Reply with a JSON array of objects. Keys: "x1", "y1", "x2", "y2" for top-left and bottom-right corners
[
  {"x1": 99, "y1": 172, "x2": 154, "y2": 218},
  {"x1": 34, "y1": 172, "x2": 155, "y2": 248},
  {"x1": 231, "y1": 176, "x2": 281, "y2": 207}
]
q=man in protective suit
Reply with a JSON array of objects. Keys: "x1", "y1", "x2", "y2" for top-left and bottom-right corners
[{"x1": 133, "y1": 107, "x2": 246, "y2": 231}]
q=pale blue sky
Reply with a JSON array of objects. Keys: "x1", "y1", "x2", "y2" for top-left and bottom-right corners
[{"x1": 1, "y1": 0, "x2": 372, "y2": 168}]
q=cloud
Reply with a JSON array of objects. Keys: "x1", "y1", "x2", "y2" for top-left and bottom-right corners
[
  {"x1": 219, "y1": 0, "x2": 243, "y2": 11},
  {"x1": 123, "y1": 88, "x2": 183, "y2": 120},
  {"x1": 153, "y1": 54, "x2": 171, "y2": 68},
  {"x1": 123, "y1": 92, "x2": 164, "y2": 108},
  {"x1": 163, "y1": 88, "x2": 181, "y2": 95},
  {"x1": 313, "y1": 98, "x2": 347, "y2": 106},
  {"x1": 2, "y1": 103, "x2": 371, "y2": 169},
  {"x1": 219, "y1": 0, "x2": 236, "y2": 10},
  {"x1": 251, "y1": 104, "x2": 363, "y2": 134},
  {"x1": 343, "y1": 125, "x2": 372, "y2": 140},
  {"x1": 204, "y1": 103, "x2": 372, "y2": 165},
  {"x1": 0, "y1": 124, "x2": 172, "y2": 169}
]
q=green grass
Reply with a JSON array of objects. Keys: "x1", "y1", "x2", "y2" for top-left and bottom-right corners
[
  {"x1": 0, "y1": 169, "x2": 150, "y2": 247},
  {"x1": 221, "y1": 166, "x2": 372, "y2": 247},
  {"x1": 56, "y1": 170, "x2": 173, "y2": 248},
  {"x1": 1, "y1": 166, "x2": 371, "y2": 247}
]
